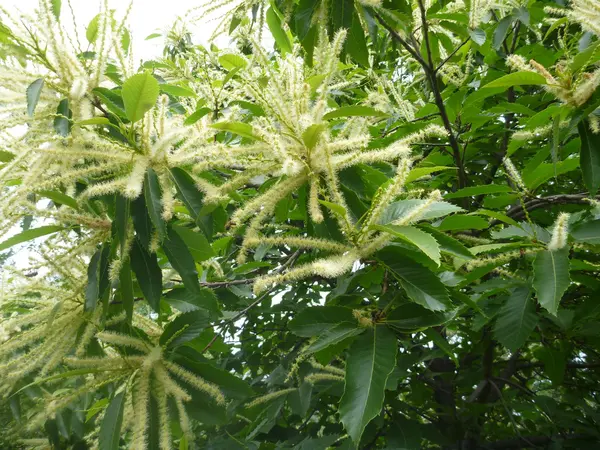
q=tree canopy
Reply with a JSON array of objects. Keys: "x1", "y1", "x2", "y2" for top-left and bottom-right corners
[{"x1": 1, "y1": 0, "x2": 600, "y2": 448}]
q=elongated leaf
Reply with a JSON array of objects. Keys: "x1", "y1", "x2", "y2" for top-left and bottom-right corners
[
  {"x1": 302, "y1": 123, "x2": 326, "y2": 149},
  {"x1": 578, "y1": 120, "x2": 600, "y2": 196},
  {"x1": 53, "y1": 98, "x2": 72, "y2": 136},
  {"x1": 99, "y1": 390, "x2": 126, "y2": 450},
  {"x1": 535, "y1": 347, "x2": 566, "y2": 385},
  {"x1": 437, "y1": 215, "x2": 489, "y2": 231},
  {"x1": 444, "y1": 184, "x2": 513, "y2": 199},
  {"x1": 130, "y1": 237, "x2": 162, "y2": 312},
  {"x1": 372, "y1": 225, "x2": 441, "y2": 266},
  {"x1": 119, "y1": 261, "x2": 134, "y2": 323},
  {"x1": 378, "y1": 248, "x2": 450, "y2": 311},
  {"x1": 406, "y1": 166, "x2": 455, "y2": 183},
  {"x1": 482, "y1": 71, "x2": 547, "y2": 89},
  {"x1": 0, "y1": 225, "x2": 63, "y2": 252},
  {"x1": 339, "y1": 326, "x2": 397, "y2": 444},
  {"x1": 38, "y1": 190, "x2": 78, "y2": 209},
  {"x1": 289, "y1": 306, "x2": 355, "y2": 337},
  {"x1": 163, "y1": 226, "x2": 201, "y2": 294},
  {"x1": 160, "y1": 84, "x2": 196, "y2": 97},
  {"x1": 418, "y1": 225, "x2": 473, "y2": 259},
  {"x1": 26, "y1": 78, "x2": 44, "y2": 116},
  {"x1": 85, "y1": 247, "x2": 103, "y2": 312},
  {"x1": 323, "y1": 105, "x2": 387, "y2": 120},
  {"x1": 493, "y1": 286, "x2": 538, "y2": 351},
  {"x1": 380, "y1": 200, "x2": 463, "y2": 225},
  {"x1": 218, "y1": 53, "x2": 247, "y2": 70},
  {"x1": 172, "y1": 225, "x2": 215, "y2": 262},
  {"x1": 385, "y1": 303, "x2": 456, "y2": 331},
  {"x1": 266, "y1": 7, "x2": 292, "y2": 54},
  {"x1": 533, "y1": 248, "x2": 570, "y2": 316},
  {"x1": 211, "y1": 121, "x2": 261, "y2": 140},
  {"x1": 160, "y1": 310, "x2": 210, "y2": 349},
  {"x1": 144, "y1": 168, "x2": 165, "y2": 240},
  {"x1": 184, "y1": 107, "x2": 211, "y2": 125},
  {"x1": 122, "y1": 72, "x2": 160, "y2": 122},
  {"x1": 571, "y1": 220, "x2": 600, "y2": 244},
  {"x1": 170, "y1": 167, "x2": 204, "y2": 219},
  {"x1": 305, "y1": 322, "x2": 365, "y2": 354},
  {"x1": 131, "y1": 195, "x2": 153, "y2": 250},
  {"x1": 164, "y1": 287, "x2": 218, "y2": 314}
]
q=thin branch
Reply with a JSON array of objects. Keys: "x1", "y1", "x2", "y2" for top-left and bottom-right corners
[{"x1": 434, "y1": 37, "x2": 470, "y2": 74}]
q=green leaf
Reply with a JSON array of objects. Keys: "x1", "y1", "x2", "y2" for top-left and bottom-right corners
[
  {"x1": 339, "y1": 325, "x2": 397, "y2": 444},
  {"x1": 444, "y1": 184, "x2": 513, "y2": 199},
  {"x1": 482, "y1": 71, "x2": 547, "y2": 89},
  {"x1": 468, "y1": 28, "x2": 486, "y2": 45},
  {"x1": 535, "y1": 347, "x2": 566, "y2": 385},
  {"x1": 372, "y1": 225, "x2": 441, "y2": 266},
  {"x1": 493, "y1": 15, "x2": 514, "y2": 50},
  {"x1": 346, "y1": 11, "x2": 369, "y2": 67},
  {"x1": 302, "y1": 123, "x2": 326, "y2": 149},
  {"x1": 91, "y1": 87, "x2": 127, "y2": 118},
  {"x1": 38, "y1": 190, "x2": 78, "y2": 209},
  {"x1": 378, "y1": 248, "x2": 450, "y2": 311},
  {"x1": 380, "y1": 200, "x2": 463, "y2": 225},
  {"x1": 385, "y1": 303, "x2": 456, "y2": 331},
  {"x1": 99, "y1": 390, "x2": 126, "y2": 450},
  {"x1": 85, "y1": 247, "x2": 103, "y2": 312},
  {"x1": 218, "y1": 53, "x2": 248, "y2": 71},
  {"x1": 121, "y1": 72, "x2": 160, "y2": 122},
  {"x1": 51, "y1": 0, "x2": 61, "y2": 20},
  {"x1": 406, "y1": 166, "x2": 455, "y2": 183},
  {"x1": 493, "y1": 286, "x2": 538, "y2": 352},
  {"x1": 0, "y1": 225, "x2": 63, "y2": 252},
  {"x1": 160, "y1": 310, "x2": 210, "y2": 349},
  {"x1": 323, "y1": 105, "x2": 388, "y2": 120},
  {"x1": 184, "y1": 107, "x2": 211, "y2": 125},
  {"x1": 26, "y1": 78, "x2": 44, "y2": 117},
  {"x1": 144, "y1": 168, "x2": 166, "y2": 240},
  {"x1": 115, "y1": 195, "x2": 130, "y2": 254},
  {"x1": 533, "y1": 248, "x2": 570, "y2": 316},
  {"x1": 172, "y1": 225, "x2": 215, "y2": 262},
  {"x1": 130, "y1": 237, "x2": 162, "y2": 312},
  {"x1": 160, "y1": 84, "x2": 196, "y2": 97},
  {"x1": 571, "y1": 220, "x2": 600, "y2": 244},
  {"x1": 305, "y1": 322, "x2": 365, "y2": 354},
  {"x1": 76, "y1": 117, "x2": 111, "y2": 126},
  {"x1": 170, "y1": 167, "x2": 204, "y2": 219},
  {"x1": 318, "y1": 200, "x2": 347, "y2": 218},
  {"x1": 289, "y1": 306, "x2": 355, "y2": 337},
  {"x1": 423, "y1": 328, "x2": 458, "y2": 366},
  {"x1": 437, "y1": 215, "x2": 489, "y2": 231},
  {"x1": 164, "y1": 287, "x2": 219, "y2": 314},
  {"x1": 266, "y1": 7, "x2": 292, "y2": 54},
  {"x1": 86, "y1": 14, "x2": 100, "y2": 43},
  {"x1": 418, "y1": 225, "x2": 473, "y2": 259},
  {"x1": 211, "y1": 121, "x2": 261, "y2": 140},
  {"x1": 163, "y1": 226, "x2": 201, "y2": 294},
  {"x1": 578, "y1": 120, "x2": 600, "y2": 196},
  {"x1": 53, "y1": 98, "x2": 72, "y2": 137},
  {"x1": 131, "y1": 195, "x2": 153, "y2": 250},
  {"x1": 119, "y1": 261, "x2": 134, "y2": 324}
]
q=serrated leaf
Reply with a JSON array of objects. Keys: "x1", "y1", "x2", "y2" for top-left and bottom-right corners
[
  {"x1": 318, "y1": 200, "x2": 347, "y2": 218},
  {"x1": 405, "y1": 166, "x2": 455, "y2": 183},
  {"x1": 86, "y1": 14, "x2": 100, "y2": 43},
  {"x1": 535, "y1": 346, "x2": 566, "y2": 385},
  {"x1": 323, "y1": 105, "x2": 387, "y2": 120},
  {"x1": 51, "y1": 0, "x2": 61, "y2": 20},
  {"x1": 578, "y1": 120, "x2": 600, "y2": 196},
  {"x1": 437, "y1": 214, "x2": 489, "y2": 231},
  {"x1": 172, "y1": 225, "x2": 214, "y2": 262},
  {"x1": 493, "y1": 15, "x2": 514, "y2": 50},
  {"x1": 571, "y1": 220, "x2": 600, "y2": 244},
  {"x1": 184, "y1": 107, "x2": 211, "y2": 125},
  {"x1": 53, "y1": 98, "x2": 72, "y2": 136},
  {"x1": 218, "y1": 53, "x2": 248, "y2": 71},
  {"x1": 305, "y1": 322, "x2": 365, "y2": 354},
  {"x1": 164, "y1": 287, "x2": 218, "y2": 314},
  {"x1": 119, "y1": 261, "x2": 134, "y2": 324},
  {"x1": 0, "y1": 225, "x2": 63, "y2": 252},
  {"x1": 385, "y1": 303, "x2": 456, "y2": 331},
  {"x1": 266, "y1": 7, "x2": 292, "y2": 54},
  {"x1": 211, "y1": 121, "x2": 261, "y2": 140},
  {"x1": 160, "y1": 310, "x2": 210, "y2": 349},
  {"x1": 160, "y1": 84, "x2": 196, "y2": 97},
  {"x1": 493, "y1": 286, "x2": 538, "y2": 351},
  {"x1": 122, "y1": 72, "x2": 160, "y2": 122},
  {"x1": 302, "y1": 123, "x2": 326, "y2": 149},
  {"x1": 85, "y1": 247, "x2": 103, "y2": 312},
  {"x1": 38, "y1": 190, "x2": 78, "y2": 209},
  {"x1": 418, "y1": 225, "x2": 473, "y2": 259},
  {"x1": 482, "y1": 71, "x2": 547, "y2": 89},
  {"x1": 372, "y1": 224, "x2": 441, "y2": 265},
  {"x1": 144, "y1": 168, "x2": 166, "y2": 240},
  {"x1": 533, "y1": 248, "x2": 570, "y2": 316},
  {"x1": 163, "y1": 226, "x2": 201, "y2": 294},
  {"x1": 289, "y1": 306, "x2": 355, "y2": 337},
  {"x1": 170, "y1": 167, "x2": 204, "y2": 219},
  {"x1": 468, "y1": 28, "x2": 486, "y2": 45},
  {"x1": 26, "y1": 78, "x2": 44, "y2": 117},
  {"x1": 378, "y1": 248, "x2": 450, "y2": 311},
  {"x1": 444, "y1": 184, "x2": 513, "y2": 199},
  {"x1": 130, "y1": 237, "x2": 162, "y2": 312},
  {"x1": 380, "y1": 200, "x2": 463, "y2": 225},
  {"x1": 99, "y1": 390, "x2": 126, "y2": 450},
  {"x1": 339, "y1": 326, "x2": 397, "y2": 444}
]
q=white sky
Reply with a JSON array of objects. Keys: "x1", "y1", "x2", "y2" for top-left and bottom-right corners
[{"x1": 0, "y1": 0, "x2": 234, "y2": 61}]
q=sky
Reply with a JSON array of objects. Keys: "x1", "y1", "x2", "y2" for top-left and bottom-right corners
[{"x1": 0, "y1": 0, "x2": 234, "y2": 61}]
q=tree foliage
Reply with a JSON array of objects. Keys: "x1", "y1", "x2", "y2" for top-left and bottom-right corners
[{"x1": 1, "y1": 0, "x2": 600, "y2": 448}]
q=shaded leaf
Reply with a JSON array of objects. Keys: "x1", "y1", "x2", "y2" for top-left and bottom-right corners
[
  {"x1": 372, "y1": 224, "x2": 441, "y2": 265},
  {"x1": 493, "y1": 286, "x2": 538, "y2": 351},
  {"x1": 289, "y1": 306, "x2": 355, "y2": 337},
  {"x1": 130, "y1": 237, "x2": 162, "y2": 312},
  {"x1": 26, "y1": 78, "x2": 44, "y2": 117},
  {"x1": 99, "y1": 390, "x2": 126, "y2": 450},
  {"x1": 144, "y1": 168, "x2": 166, "y2": 240},
  {"x1": 163, "y1": 226, "x2": 201, "y2": 294},
  {"x1": 533, "y1": 248, "x2": 570, "y2": 316},
  {"x1": 579, "y1": 120, "x2": 600, "y2": 196}
]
